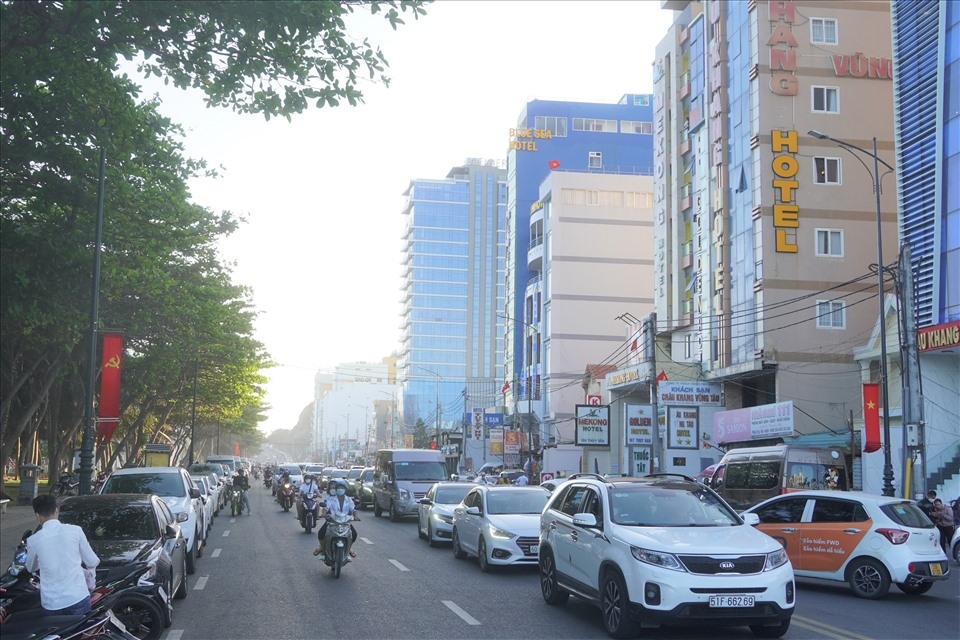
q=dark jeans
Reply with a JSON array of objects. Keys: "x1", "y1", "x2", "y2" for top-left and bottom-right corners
[
  {"x1": 937, "y1": 525, "x2": 954, "y2": 552},
  {"x1": 44, "y1": 595, "x2": 91, "y2": 616}
]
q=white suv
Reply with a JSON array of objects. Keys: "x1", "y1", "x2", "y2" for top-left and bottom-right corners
[{"x1": 539, "y1": 474, "x2": 795, "y2": 638}]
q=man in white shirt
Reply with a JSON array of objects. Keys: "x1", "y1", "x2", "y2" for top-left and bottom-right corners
[
  {"x1": 513, "y1": 473, "x2": 529, "y2": 485},
  {"x1": 26, "y1": 493, "x2": 100, "y2": 616}
]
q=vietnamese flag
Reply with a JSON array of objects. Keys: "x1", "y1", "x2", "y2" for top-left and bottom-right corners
[
  {"x1": 863, "y1": 383, "x2": 881, "y2": 453},
  {"x1": 96, "y1": 333, "x2": 123, "y2": 445}
]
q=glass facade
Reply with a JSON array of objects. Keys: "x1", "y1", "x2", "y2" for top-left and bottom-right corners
[{"x1": 399, "y1": 164, "x2": 507, "y2": 430}]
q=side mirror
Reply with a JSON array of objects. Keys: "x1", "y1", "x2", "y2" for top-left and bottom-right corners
[
  {"x1": 572, "y1": 513, "x2": 598, "y2": 528},
  {"x1": 741, "y1": 513, "x2": 760, "y2": 526},
  {"x1": 189, "y1": 487, "x2": 201, "y2": 499},
  {"x1": 165, "y1": 523, "x2": 179, "y2": 538},
  {"x1": 466, "y1": 506, "x2": 481, "y2": 516},
  {"x1": 21, "y1": 529, "x2": 33, "y2": 543},
  {"x1": 419, "y1": 498, "x2": 432, "y2": 506},
  {"x1": 382, "y1": 476, "x2": 391, "y2": 484}
]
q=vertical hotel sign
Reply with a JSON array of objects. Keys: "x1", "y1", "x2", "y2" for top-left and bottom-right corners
[
  {"x1": 653, "y1": 56, "x2": 668, "y2": 321},
  {"x1": 708, "y1": 0, "x2": 728, "y2": 313},
  {"x1": 767, "y1": 1, "x2": 800, "y2": 253}
]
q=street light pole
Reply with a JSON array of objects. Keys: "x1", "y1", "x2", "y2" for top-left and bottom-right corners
[{"x1": 809, "y1": 130, "x2": 896, "y2": 496}]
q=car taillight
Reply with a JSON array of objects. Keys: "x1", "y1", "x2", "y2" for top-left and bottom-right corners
[{"x1": 876, "y1": 528, "x2": 909, "y2": 544}]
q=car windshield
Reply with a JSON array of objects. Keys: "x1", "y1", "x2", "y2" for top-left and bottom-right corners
[
  {"x1": 329, "y1": 469, "x2": 347, "y2": 478},
  {"x1": 882, "y1": 501, "x2": 936, "y2": 529},
  {"x1": 347, "y1": 468, "x2": 363, "y2": 480},
  {"x1": 394, "y1": 461, "x2": 447, "y2": 482},
  {"x1": 280, "y1": 466, "x2": 300, "y2": 475},
  {"x1": 60, "y1": 505, "x2": 157, "y2": 541},
  {"x1": 102, "y1": 473, "x2": 185, "y2": 497},
  {"x1": 435, "y1": 485, "x2": 472, "y2": 505},
  {"x1": 486, "y1": 489, "x2": 549, "y2": 515},
  {"x1": 609, "y1": 485, "x2": 740, "y2": 527},
  {"x1": 305, "y1": 466, "x2": 324, "y2": 474}
]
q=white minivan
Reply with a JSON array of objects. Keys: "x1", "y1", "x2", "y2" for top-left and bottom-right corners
[{"x1": 372, "y1": 449, "x2": 448, "y2": 522}]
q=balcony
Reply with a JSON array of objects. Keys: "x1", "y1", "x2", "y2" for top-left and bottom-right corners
[
  {"x1": 525, "y1": 274, "x2": 542, "y2": 298},
  {"x1": 530, "y1": 206, "x2": 544, "y2": 228},
  {"x1": 680, "y1": 241, "x2": 693, "y2": 269},
  {"x1": 527, "y1": 236, "x2": 543, "y2": 271}
]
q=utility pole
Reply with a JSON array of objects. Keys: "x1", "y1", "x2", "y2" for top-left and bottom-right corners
[
  {"x1": 900, "y1": 243, "x2": 923, "y2": 498},
  {"x1": 647, "y1": 312, "x2": 660, "y2": 475}
]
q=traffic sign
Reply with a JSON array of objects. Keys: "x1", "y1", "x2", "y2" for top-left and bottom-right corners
[{"x1": 587, "y1": 395, "x2": 602, "y2": 405}]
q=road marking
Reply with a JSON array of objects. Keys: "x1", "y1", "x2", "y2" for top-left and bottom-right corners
[
  {"x1": 792, "y1": 614, "x2": 873, "y2": 640},
  {"x1": 360, "y1": 536, "x2": 373, "y2": 545},
  {"x1": 229, "y1": 518, "x2": 236, "y2": 523},
  {"x1": 193, "y1": 576, "x2": 208, "y2": 590},
  {"x1": 164, "y1": 630, "x2": 184, "y2": 640},
  {"x1": 222, "y1": 530, "x2": 230, "y2": 537},
  {"x1": 211, "y1": 548, "x2": 222, "y2": 558},
  {"x1": 388, "y1": 559, "x2": 409, "y2": 572},
  {"x1": 442, "y1": 600, "x2": 480, "y2": 626}
]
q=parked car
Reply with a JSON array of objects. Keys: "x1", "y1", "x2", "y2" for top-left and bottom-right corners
[
  {"x1": 744, "y1": 490, "x2": 950, "y2": 598},
  {"x1": 354, "y1": 467, "x2": 375, "y2": 509},
  {"x1": 191, "y1": 475, "x2": 216, "y2": 534},
  {"x1": 57, "y1": 493, "x2": 189, "y2": 626},
  {"x1": 99, "y1": 466, "x2": 203, "y2": 574},
  {"x1": 540, "y1": 479, "x2": 560, "y2": 493},
  {"x1": 418, "y1": 482, "x2": 474, "y2": 546},
  {"x1": 539, "y1": 473, "x2": 795, "y2": 639},
  {"x1": 276, "y1": 463, "x2": 303, "y2": 486},
  {"x1": 452, "y1": 484, "x2": 549, "y2": 571},
  {"x1": 951, "y1": 527, "x2": 959, "y2": 565}
]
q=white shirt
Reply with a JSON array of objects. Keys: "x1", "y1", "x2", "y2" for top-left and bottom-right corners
[
  {"x1": 513, "y1": 474, "x2": 529, "y2": 485},
  {"x1": 26, "y1": 519, "x2": 100, "y2": 610},
  {"x1": 298, "y1": 481, "x2": 318, "y2": 496}
]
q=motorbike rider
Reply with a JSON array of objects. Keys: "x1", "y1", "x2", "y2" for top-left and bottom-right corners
[
  {"x1": 297, "y1": 474, "x2": 320, "y2": 521},
  {"x1": 233, "y1": 468, "x2": 251, "y2": 515},
  {"x1": 313, "y1": 479, "x2": 360, "y2": 559}
]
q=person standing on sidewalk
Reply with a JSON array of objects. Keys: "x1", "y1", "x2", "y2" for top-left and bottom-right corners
[{"x1": 25, "y1": 494, "x2": 99, "y2": 616}]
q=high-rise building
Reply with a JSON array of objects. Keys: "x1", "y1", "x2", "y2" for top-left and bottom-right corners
[
  {"x1": 398, "y1": 160, "x2": 507, "y2": 461},
  {"x1": 652, "y1": 1, "x2": 898, "y2": 476},
  {"x1": 504, "y1": 96, "x2": 655, "y2": 470},
  {"x1": 891, "y1": 0, "x2": 959, "y2": 498}
]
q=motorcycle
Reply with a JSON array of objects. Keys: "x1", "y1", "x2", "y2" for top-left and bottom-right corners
[
  {"x1": 320, "y1": 512, "x2": 357, "y2": 579},
  {"x1": 49, "y1": 471, "x2": 79, "y2": 498},
  {"x1": 297, "y1": 492, "x2": 320, "y2": 534},
  {"x1": 229, "y1": 486, "x2": 245, "y2": 517},
  {"x1": 264, "y1": 475, "x2": 273, "y2": 491},
  {"x1": 277, "y1": 481, "x2": 294, "y2": 512}
]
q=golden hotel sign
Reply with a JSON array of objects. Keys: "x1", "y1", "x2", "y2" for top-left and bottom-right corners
[{"x1": 508, "y1": 128, "x2": 553, "y2": 151}]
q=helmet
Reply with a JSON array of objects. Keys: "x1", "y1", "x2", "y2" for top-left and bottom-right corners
[
  {"x1": 304, "y1": 474, "x2": 315, "y2": 482},
  {"x1": 238, "y1": 468, "x2": 247, "y2": 476},
  {"x1": 332, "y1": 479, "x2": 349, "y2": 490}
]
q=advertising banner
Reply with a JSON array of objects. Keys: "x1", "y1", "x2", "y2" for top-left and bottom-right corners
[
  {"x1": 504, "y1": 430, "x2": 521, "y2": 455},
  {"x1": 489, "y1": 428, "x2": 503, "y2": 455},
  {"x1": 657, "y1": 381, "x2": 724, "y2": 406},
  {"x1": 575, "y1": 405, "x2": 610, "y2": 447},
  {"x1": 862, "y1": 383, "x2": 880, "y2": 453},
  {"x1": 96, "y1": 333, "x2": 123, "y2": 445},
  {"x1": 472, "y1": 408, "x2": 483, "y2": 440},
  {"x1": 633, "y1": 447, "x2": 652, "y2": 475},
  {"x1": 625, "y1": 404, "x2": 655, "y2": 445},
  {"x1": 712, "y1": 400, "x2": 795, "y2": 444},
  {"x1": 667, "y1": 406, "x2": 699, "y2": 449}
]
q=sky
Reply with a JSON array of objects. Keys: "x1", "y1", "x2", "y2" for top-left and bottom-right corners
[{"x1": 137, "y1": 1, "x2": 675, "y2": 435}]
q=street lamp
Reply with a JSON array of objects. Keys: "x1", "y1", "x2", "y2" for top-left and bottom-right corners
[{"x1": 808, "y1": 130, "x2": 896, "y2": 496}]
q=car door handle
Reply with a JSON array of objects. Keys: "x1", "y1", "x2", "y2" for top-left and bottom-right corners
[
  {"x1": 549, "y1": 522, "x2": 556, "y2": 531},
  {"x1": 842, "y1": 528, "x2": 861, "y2": 534},
  {"x1": 780, "y1": 527, "x2": 798, "y2": 533}
]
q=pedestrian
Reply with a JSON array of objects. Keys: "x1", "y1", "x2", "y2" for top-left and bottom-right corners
[
  {"x1": 25, "y1": 493, "x2": 100, "y2": 616},
  {"x1": 917, "y1": 489, "x2": 937, "y2": 518},
  {"x1": 513, "y1": 473, "x2": 529, "y2": 485},
  {"x1": 930, "y1": 498, "x2": 955, "y2": 554},
  {"x1": 951, "y1": 497, "x2": 960, "y2": 528}
]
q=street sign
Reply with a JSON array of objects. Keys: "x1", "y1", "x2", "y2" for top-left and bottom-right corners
[{"x1": 587, "y1": 395, "x2": 602, "y2": 405}]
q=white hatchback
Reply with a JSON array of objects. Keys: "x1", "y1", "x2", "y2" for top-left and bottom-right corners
[
  {"x1": 417, "y1": 482, "x2": 474, "y2": 546},
  {"x1": 452, "y1": 485, "x2": 550, "y2": 571}
]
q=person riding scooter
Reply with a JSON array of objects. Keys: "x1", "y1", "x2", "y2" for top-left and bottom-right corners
[
  {"x1": 313, "y1": 479, "x2": 360, "y2": 559},
  {"x1": 296, "y1": 474, "x2": 320, "y2": 523},
  {"x1": 233, "y1": 468, "x2": 251, "y2": 515}
]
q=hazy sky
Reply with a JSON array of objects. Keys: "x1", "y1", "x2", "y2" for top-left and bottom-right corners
[{"x1": 138, "y1": 1, "x2": 675, "y2": 434}]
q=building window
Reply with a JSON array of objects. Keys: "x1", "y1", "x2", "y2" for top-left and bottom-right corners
[
  {"x1": 621, "y1": 120, "x2": 653, "y2": 134},
  {"x1": 812, "y1": 86, "x2": 839, "y2": 113},
  {"x1": 534, "y1": 116, "x2": 567, "y2": 137},
  {"x1": 684, "y1": 334, "x2": 693, "y2": 359},
  {"x1": 573, "y1": 118, "x2": 617, "y2": 133},
  {"x1": 810, "y1": 18, "x2": 838, "y2": 44},
  {"x1": 634, "y1": 95, "x2": 650, "y2": 106},
  {"x1": 588, "y1": 152, "x2": 602, "y2": 169},
  {"x1": 816, "y1": 300, "x2": 845, "y2": 328},
  {"x1": 815, "y1": 229, "x2": 843, "y2": 256},
  {"x1": 586, "y1": 190, "x2": 600, "y2": 205},
  {"x1": 626, "y1": 192, "x2": 653, "y2": 208},
  {"x1": 813, "y1": 157, "x2": 841, "y2": 184}
]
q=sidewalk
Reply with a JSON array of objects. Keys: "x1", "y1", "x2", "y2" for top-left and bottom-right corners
[{"x1": 0, "y1": 504, "x2": 37, "y2": 570}]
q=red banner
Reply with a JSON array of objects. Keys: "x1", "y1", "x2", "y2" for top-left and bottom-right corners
[
  {"x1": 862, "y1": 383, "x2": 880, "y2": 453},
  {"x1": 235, "y1": 442, "x2": 240, "y2": 456},
  {"x1": 96, "y1": 333, "x2": 123, "y2": 445}
]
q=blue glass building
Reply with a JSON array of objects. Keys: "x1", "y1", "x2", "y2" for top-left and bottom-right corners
[{"x1": 398, "y1": 162, "x2": 507, "y2": 438}]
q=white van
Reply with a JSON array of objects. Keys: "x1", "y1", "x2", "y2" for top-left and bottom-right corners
[{"x1": 372, "y1": 449, "x2": 448, "y2": 522}]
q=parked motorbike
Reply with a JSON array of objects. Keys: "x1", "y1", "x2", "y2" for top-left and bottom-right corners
[
  {"x1": 0, "y1": 531, "x2": 40, "y2": 622},
  {"x1": 229, "y1": 486, "x2": 245, "y2": 517},
  {"x1": 49, "y1": 471, "x2": 79, "y2": 498},
  {"x1": 320, "y1": 513, "x2": 357, "y2": 579},
  {"x1": 297, "y1": 492, "x2": 320, "y2": 534},
  {"x1": 277, "y1": 481, "x2": 294, "y2": 512},
  {"x1": 93, "y1": 471, "x2": 109, "y2": 494},
  {"x1": 91, "y1": 563, "x2": 169, "y2": 640}
]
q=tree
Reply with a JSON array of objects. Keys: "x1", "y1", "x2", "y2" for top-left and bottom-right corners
[{"x1": 412, "y1": 419, "x2": 429, "y2": 449}]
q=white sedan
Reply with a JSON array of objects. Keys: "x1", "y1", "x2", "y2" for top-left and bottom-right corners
[
  {"x1": 451, "y1": 485, "x2": 550, "y2": 572},
  {"x1": 417, "y1": 482, "x2": 474, "y2": 547},
  {"x1": 191, "y1": 475, "x2": 216, "y2": 537}
]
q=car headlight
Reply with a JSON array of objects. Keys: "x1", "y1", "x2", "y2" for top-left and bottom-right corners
[
  {"x1": 631, "y1": 547, "x2": 684, "y2": 571},
  {"x1": 435, "y1": 514, "x2": 453, "y2": 524},
  {"x1": 399, "y1": 488, "x2": 410, "y2": 500},
  {"x1": 488, "y1": 527, "x2": 516, "y2": 540},
  {"x1": 764, "y1": 547, "x2": 789, "y2": 571}
]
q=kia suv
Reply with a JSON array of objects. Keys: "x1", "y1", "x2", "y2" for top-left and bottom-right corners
[{"x1": 539, "y1": 473, "x2": 794, "y2": 638}]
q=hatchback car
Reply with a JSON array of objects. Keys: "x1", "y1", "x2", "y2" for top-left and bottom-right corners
[
  {"x1": 58, "y1": 494, "x2": 189, "y2": 625},
  {"x1": 418, "y1": 482, "x2": 474, "y2": 546},
  {"x1": 99, "y1": 466, "x2": 203, "y2": 574},
  {"x1": 745, "y1": 490, "x2": 950, "y2": 598},
  {"x1": 452, "y1": 485, "x2": 550, "y2": 571},
  {"x1": 539, "y1": 473, "x2": 794, "y2": 639}
]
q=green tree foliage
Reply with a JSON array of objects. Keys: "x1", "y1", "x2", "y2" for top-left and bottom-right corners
[
  {"x1": 412, "y1": 419, "x2": 429, "y2": 449},
  {"x1": 0, "y1": 0, "x2": 427, "y2": 481}
]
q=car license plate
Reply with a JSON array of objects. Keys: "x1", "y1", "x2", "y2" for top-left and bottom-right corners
[
  {"x1": 530, "y1": 544, "x2": 540, "y2": 555},
  {"x1": 709, "y1": 595, "x2": 754, "y2": 608},
  {"x1": 930, "y1": 562, "x2": 943, "y2": 576}
]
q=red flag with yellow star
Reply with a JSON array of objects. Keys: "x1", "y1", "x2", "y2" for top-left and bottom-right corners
[{"x1": 863, "y1": 383, "x2": 880, "y2": 453}]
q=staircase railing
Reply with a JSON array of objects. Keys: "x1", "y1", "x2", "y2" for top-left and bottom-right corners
[{"x1": 924, "y1": 439, "x2": 960, "y2": 499}]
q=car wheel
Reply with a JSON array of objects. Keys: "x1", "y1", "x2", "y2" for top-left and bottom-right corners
[
  {"x1": 427, "y1": 522, "x2": 440, "y2": 548},
  {"x1": 374, "y1": 500, "x2": 383, "y2": 518},
  {"x1": 847, "y1": 558, "x2": 890, "y2": 599},
  {"x1": 953, "y1": 540, "x2": 959, "y2": 565},
  {"x1": 539, "y1": 548, "x2": 570, "y2": 605},
  {"x1": 601, "y1": 569, "x2": 641, "y2": 639},
  {"x1": 452, "y1": 528, "x2": 467, "y2": 559},
  {"x1": 478, "y1": 537, "x2": 492, "y2": 573},
  {"x1": 896, "y1": 581, "x2": 934, "y2": 595},
  {"x1": 174, "y1": 551, "x2": 188, "y2": 600},
  {"x1": 389, "y1": 501, "x2": 400, "y2": 522},
  {"x1": 185, "y1": 541, "x2": 196, "y2": 575},
  {"x1": 750, "y1": 619, "x2": 791, "y2": 638},
  {"x1": 113, "y1": 593, "x2": 165, "y2": 640}
]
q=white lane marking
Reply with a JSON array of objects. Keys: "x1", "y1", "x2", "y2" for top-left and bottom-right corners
[
  {"x1": 442, "y1": 600, "x2": 480, "y2": 626},
  {"x1": 388, "y1": 559, "x2": 409, "y2": 572},
  {"x1": 229, "y1": 518, "x2": 236, "y2": 524},
  {"x1": 211, "y1": 548, "x2": 222, "y2": 558},
  {"x1": 193, "y1": 576, "x2": 208, "y2": 590},
  {"x1": 360, "y1": 536, "x2": 373, "y2": 545},
  {"x1": 164, "y1": 630, "x2": 184, "y2": 640},
  {"x1": 222, "y1": 530, "x2": 230, "y2": 537}
]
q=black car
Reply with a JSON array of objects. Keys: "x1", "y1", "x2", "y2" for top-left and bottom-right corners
[
  {"x1": 58, "y1": 494, "x2": 189, "y2": 623},
  {"x1": 354, "y1": 467, "x2": 375, "y2": 509}
]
